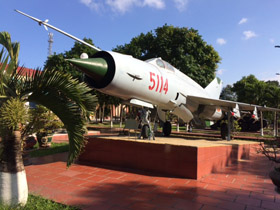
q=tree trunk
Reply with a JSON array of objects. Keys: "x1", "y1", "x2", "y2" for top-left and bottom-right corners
[
  {"x1": 102, "y1": 104, "x2": 105, "y2": 123},
  {"x1": 110, "y1": 105, "x2": 113, "y2": 128},
  {"x1": 96, "y1": 106, "x2": 99, "y2": 123},
  {"x1": 99, "y1": 105, "x2": 102, "y2": 123},
  {"x1": 0, "y1": 130, "x2": 28, "y2": 206},
  {"x1": 120, "y1": 104, "x2": 123, "y2": 128}
]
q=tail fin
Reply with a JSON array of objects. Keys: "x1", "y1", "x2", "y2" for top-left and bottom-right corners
[{"x1": 204, "y1": 78, "x2": 223, "y2": 99}]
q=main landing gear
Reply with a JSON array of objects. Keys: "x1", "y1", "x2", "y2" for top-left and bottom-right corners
[
  {"x1": 163, "y1": 121, "x2": 172, "y2": 137},
  {"x1": 220, "y1": 111, "x2": 233, "y2": 141},
  {"x1": 141, "y1": 124, "x2": 150, "y2": 139},
  {"x1": 138, "y1": 108, "x2": 172, "y2": 138},
  {"x1": 138, "y1": 108, "x2": 155, "y2": 140}
]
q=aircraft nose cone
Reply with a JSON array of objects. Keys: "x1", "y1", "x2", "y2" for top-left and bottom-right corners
[{"x1": 67, "y1": 58, "x2": 108, "y2": 81}]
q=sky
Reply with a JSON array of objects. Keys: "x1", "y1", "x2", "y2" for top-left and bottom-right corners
[{"x1": 1, "y1": 0, "x2": 280, "y2": 86}]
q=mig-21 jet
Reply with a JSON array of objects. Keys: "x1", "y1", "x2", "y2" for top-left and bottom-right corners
[{"x1": 15, "y1": 10, "x2": 280, "y2": 140}]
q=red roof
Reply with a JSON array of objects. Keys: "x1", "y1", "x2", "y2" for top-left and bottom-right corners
[
  {"x1": 0, "y1": 63, "x2": 39, "y2": 77},
  {"x1": 16, "y1": 66, "x2": 39, "y2": 77}
]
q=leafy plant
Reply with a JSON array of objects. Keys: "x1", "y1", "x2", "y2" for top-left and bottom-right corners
[
  {"x1": 0, "y1": 98, "x2": 28, "y2": 133},
  {"x1": 259, "y1": 139, "x2": 280, "y2": 192},
  {"x1": 23, "y1": 105, "x2": 64, "y2": 147},
  {"x1": 26, "y1": 105, "x2": 63, "y2": 139},
  {"x1": 259, "y1": 140, "x2": 280, "y2": 165},
  {"x1": 233, "y1": 120, "x2": 242, "y2": 132}
]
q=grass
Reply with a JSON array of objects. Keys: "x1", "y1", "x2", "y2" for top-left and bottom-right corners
[
  {"x1": 171, "y1": 125, "x2": 187, "y2": 131},
  {"x1": 28, "y1": 142, "x2": 69, "y2": 158},
  {"x1": 87, "y1": 121, "x2": 124, "y2": 128},
  {"x1": 0, "y1": 194, "x2": 79, "y2": 210}
]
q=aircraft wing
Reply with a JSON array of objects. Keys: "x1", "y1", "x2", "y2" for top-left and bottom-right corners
[{"x1": 186, "y1": 95, "x2": 280, "y2": 112}]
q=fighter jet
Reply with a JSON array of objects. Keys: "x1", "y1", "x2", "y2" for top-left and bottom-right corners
[{"x1": 15, "y1": 10, "x2": 280, "y2": 139}]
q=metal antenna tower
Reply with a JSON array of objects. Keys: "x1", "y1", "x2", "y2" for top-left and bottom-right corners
[{"x1": 48, "y1": 32, "x2": 53, "y2": 56}]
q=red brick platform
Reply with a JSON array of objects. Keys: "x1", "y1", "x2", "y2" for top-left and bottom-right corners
[
  {"x1": 26, "y1": 146, "x2": 280, "y2": 210},
  {"x1": 79, "y1": 136, "x2": 256, "y2": 179}
]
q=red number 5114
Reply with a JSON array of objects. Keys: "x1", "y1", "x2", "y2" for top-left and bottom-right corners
[{"x1": 148, "y1": 72, "x2": 168, "y2": 94}]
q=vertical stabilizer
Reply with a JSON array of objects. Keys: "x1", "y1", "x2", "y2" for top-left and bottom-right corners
[{"x1": 204, "y1": 78, "x2": 223, "y2": 99}]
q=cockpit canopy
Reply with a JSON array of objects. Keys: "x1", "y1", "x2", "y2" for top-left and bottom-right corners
[{"x1": 145, "y1": 58, "x2": 176, "y2": 72}]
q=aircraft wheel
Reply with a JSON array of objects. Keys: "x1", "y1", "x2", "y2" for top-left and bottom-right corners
[
  {"x1": 221, "y1": 122, "x2": 228, "y2": 140},
  {"x1": 163, "y1": 121, "x2": 171, "y2": 137},
  {"x1": 142, "y1": 124, "x2": 149, "y2": 139}
]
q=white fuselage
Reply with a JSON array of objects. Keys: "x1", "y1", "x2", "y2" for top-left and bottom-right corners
[{"x1": 96, "y1": 51, "x2": 219, "y2": 123}]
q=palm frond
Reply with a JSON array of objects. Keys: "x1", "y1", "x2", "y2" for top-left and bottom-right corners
[
  {"x1": 0, "y1": 32, "x2": 19, "y2": 66},
  {"x1": 20, "y1": 67, "x2": 96, "y2": 113},
  {"x1": 11, "y1": 68, "x2": 97, "y2": 166},
  {"x1": 11, "y1": 42, "x2": 20, "y2": 65},
  {"x1": 5, "y1": 59, "x2": 17, "y2": 75},
  {"x1": 0, "y1": 44, "x2": 18, "y2": 98},
  {"x1": 0, "y1": 48, "x2": 9, "y2": 95}
]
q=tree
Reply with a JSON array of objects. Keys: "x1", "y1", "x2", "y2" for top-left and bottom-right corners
[
  {"x1": 264, "y1": 81, "x2": 280, "y2": 108},
  {"x1": 220, "y1": 85, "x2": 237, "y2": 101},
  {"x1": 232, "y1": 75, "x2": 267, "y2": 105},
  {"x1": 44, "y1": 38, "x2": 97, "y2": 81},
  {"x1": 0, "y1": 32, "x2": 97, "y2": 206},
  {"x1": 113, "y1": 24, "x2": 221, "y2": 87},
  {"x1": 94, "y1": 91, "x2": 121, "y2": 124},
  {"x1": 231, "y1": 75, "x2": 280, "y2": 124},
  {"x1": 232, "y1": 75, "x2": 280, "y2": 108}
]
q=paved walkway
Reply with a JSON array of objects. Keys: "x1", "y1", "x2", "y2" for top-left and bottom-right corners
[{"x1": 25, "y1": 146, "x2": 280, "y2": 210}]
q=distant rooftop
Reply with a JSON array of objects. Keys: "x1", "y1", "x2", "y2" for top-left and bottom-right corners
[
  {"x1": 16, "y1": 66, "x2": 39, "y2": 77},
  {"x1": 0, "y1": 63, "x2": 39, "y2": 77}
]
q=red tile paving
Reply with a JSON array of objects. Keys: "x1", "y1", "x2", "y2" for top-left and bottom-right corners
[{"x1": 25, "y1": 145, "x2": 280, "y2": 210}]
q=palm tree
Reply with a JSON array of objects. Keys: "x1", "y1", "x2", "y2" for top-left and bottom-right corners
[
  {"x1": 0, "y1": 31, "x2": 97, "y2": 206},
  {"x1": 0, "y1": 32, "x2": 19, "y2": 64}
]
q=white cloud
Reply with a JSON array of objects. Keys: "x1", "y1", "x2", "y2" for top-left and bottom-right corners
[
  {"x1": 261, "y1": 74, "x2": 280, "y2": 83},
  {"x1": 243, "y1": 30, "x2": 257, "y2": 40},
  {"x1": 105, "y1": 0, "x2": 165, "y2": 13},
  {"x1": 270, "y1": 38, "x2": 275, "y2": 44},
  {"x1": 238, "y1": 18, "x2": 248, "y2": 25},
  {"x1": 173, "y1": 0, "x2": 189, "y2": 12},
  {"x1": 143, "y1": 0, "x2": 165, "y2": 9},
  {"x1": 106, "y1": 0, "x2": 140, "y2": 13},
  {"x1": 216, "y1": 38, "x2": 227, "y2": 45},
  {"x1": 80, "y1": 0, "x2": 186, "y2": 13},
  {"x1": 216, "y1": 69, "x2": 226, "y2": 76},
  {"x1": 80, "y1": 0, "x2": 102, "y2": 11}
]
